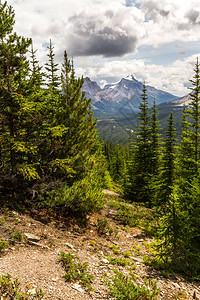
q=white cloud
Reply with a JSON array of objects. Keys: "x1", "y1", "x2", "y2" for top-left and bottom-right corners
[
  {"x1": 75, "y1": 54, "x2": 199, "y2": 96},
  {"x1": 5, "y1": 0, "x2": 200, "y2": 96}
]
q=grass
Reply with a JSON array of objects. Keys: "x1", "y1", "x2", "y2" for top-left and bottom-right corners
[
  {"x1": 108, "y1": 200, "x2": 159, "y2": 237},
  {"x1": 0, "y1": 273, "x2": 44, "y2": 299},
  {"x1": 59, "y1": 251, "x2": 94, "y2": 291},
  {"x1": 107, "y1": 256, "x2": 131, "y2": 266},
  {"x1": 0, "y1": 238, "x2": 8, "y2": 251},
  {"x1": 106, "y1": 269, "x2": 160, "y2": 300}
]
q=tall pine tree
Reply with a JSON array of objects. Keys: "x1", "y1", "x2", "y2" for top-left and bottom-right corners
[
  {"x1": 127, "y1": 83, "x2": 153, "y2": 204},
  {"x1": 188, "y1": 57, "x2": 200, "y2": 174},
  {"x1": 159, "y1": 112, "x2": 177, "y2": 207},
  {"x1": 0, "y1": 2, "x2": 32, "y2": 191}
]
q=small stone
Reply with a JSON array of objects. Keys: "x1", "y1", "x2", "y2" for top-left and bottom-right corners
[
  {"x1": 65, "y1": 242, "x2": 75, "y2": 250},
  {"x1": 110, "y1": 241, "x2": 119, "y2": 245},
  {"x1": 52, "y1": 277, "x2": 59, "y2": 282},
  {"x1": 132, "y1": 257, "x2": 143, "y2": 263},
  {"x1": 28, "y1": 288, "x2": 37, "y2": 295},
  {"x1": 172, "y1": 282, "x2": 180, "y2": 289},
  {"x1": 138, "y1": 239, "x2": 144, "y2": 242},
  {"x1": 24, "y1": 233, "x2": 40, "y2": 242},
  {"x1": 72, "y1": 284, "x2": 85, "y2": 293},
  {"x1": 101, "y1": 258, "x2": 109, "y2": 264}
]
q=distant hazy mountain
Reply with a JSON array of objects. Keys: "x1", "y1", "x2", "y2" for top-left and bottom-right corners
[
  {"x1": 83, "y1": 75, "x2": 179, "y2": 116},
  {"x1": 167, "y1": 93, "x2": 191, "y2": 106}
]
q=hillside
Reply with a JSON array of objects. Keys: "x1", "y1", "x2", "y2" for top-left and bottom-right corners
[{"x1": 0, "y1": 191, "x2": 199, "y2": 299}]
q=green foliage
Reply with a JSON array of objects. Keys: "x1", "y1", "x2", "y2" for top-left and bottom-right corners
[
  {"x1": 107, "y1": 256, "x2": 130, "y2": 266},
  {"x1": 123, "y1": 250, "x2": 131, "y2": 258},
  {"x1": 11, "y1": 231, "x2": 23, "y2": 242},
  {"x1": 59, "y1": 251, "x2": 94, "y2": 290},
  {"x1": 0, "y1": 2, "x2": 106, "y2": 222},
  {"x1": 104, "y1": 142, "x2": 129, "y2": 184},
  {"x1": 124, "y1": 88, "x2": 161, "y2": 207},
  {"x1": 96, "y1": 217, "x2": 113, "y2": 235},
  {"x1": 0, "y1": 238, "x2": 8, "y2": 251},
  {"x1": 110, "y1": 201, "x2": 159, "y2": 236},
  {"x1": 188, "y1": 57, "x2": 200, "y2": 172},
  {"x1": 38, "y1": 175, "x2": 104, "y2": 224},
  {"x1": 150, "y1": 100, "x2": 161, "y2": 176},
  {"x1": 45, "y1": 39, "x2": 60, "y2": 89},
  {"x1": 0, "y1": 273, "x2": 44, "y2": 299},
  {"x1": 126, "y1": 84, "x2": 153, "y2": 203},
  {"x1": 106, "y1": 270, "x2": 160, "y2": 300},
  {"x1": 103, "y1": 170, "x2": 113, "y2": 189}
]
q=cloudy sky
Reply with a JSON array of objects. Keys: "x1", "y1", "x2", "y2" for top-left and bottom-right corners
[{"x1": 6, "y1": 0, "x2": 200, "y2": 96}]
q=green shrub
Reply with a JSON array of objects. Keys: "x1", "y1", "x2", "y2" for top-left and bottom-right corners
[
  {"x1": 106, "y1": 270, "x2": 160, "y2": 299},
  {"x1": 107, "y1": 256, "x2": 130, "y2": 266},
  {"x1": 38, "y1": 176, "x2": 104, "y2": 225},
  {"x1": 11, "y1": 231, "x2": 23, "y2": 242},
  {"x1": 0, "y1": 238, "x2": 8, "y2": 251},
  {"x1": 123, "y1": 251, "x2": 131, "y2": 258},
  {"x1": 96, "y1": 217, "x2": 113, "y2": 235},
  {"x1": 59, "y1": 251, "x2": 94, "y2": 290},
  {"x1": 103, "y1": 170, "x2": 113, "y2": 189},
  {"x1": 90, "y1": 240, "x2": 95, "y2": 246},
  {"x1": 0, "y1": 273, "x2": 44, "y2": 299}
]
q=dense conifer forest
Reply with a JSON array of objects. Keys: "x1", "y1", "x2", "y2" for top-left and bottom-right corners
[{"x1": 0, "y1": 1, "x2": 200, "y2": 283}]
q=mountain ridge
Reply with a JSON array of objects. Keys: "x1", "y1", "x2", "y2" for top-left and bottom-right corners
[{"x1": 83, "y1": 75, "x2": 179, "y2": 116}]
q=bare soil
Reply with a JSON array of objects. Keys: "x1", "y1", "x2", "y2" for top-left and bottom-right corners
[{"x1": 0, "y1": 192, "x2": 199, "y2": 299}]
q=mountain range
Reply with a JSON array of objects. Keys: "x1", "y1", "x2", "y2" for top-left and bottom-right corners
[
  {"x1": 83, "y1": 75, "x2": 179, "y2": 117},
  {"x1": 82, "y1": 75, "x2": 190, "y2": 143}
]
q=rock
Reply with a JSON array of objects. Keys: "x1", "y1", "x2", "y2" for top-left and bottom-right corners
[
  {"x1": 132, "y1": 257, "x2": 143, "y2": 263},
  {"x1": 65, "y1": 242, "x2": 75, "y2": 251},
  {"x1": 101, "y1": 258, "x2": 109, "y2": 264},
  {"x1": 28, "y1": 241, "x2": 49, "y2": 248},
  {"x1": 172, "y1": 282, "x2": 180, "y2": 289},
  {"x1": 110, "y1": 241, "x2": 119, "y2": 246},
  {"x1": 102, "y1": 189, "x2": 120, "y2": 196},
  {"x1": 24, "y1": 233, "x2": 40, "y2": 242},
  {"x1": 28, "y1": 288, "x2": 37, "y2": 295},
  {"x1": 72, "y1": 284, "x2": 85, "y2": 293}
]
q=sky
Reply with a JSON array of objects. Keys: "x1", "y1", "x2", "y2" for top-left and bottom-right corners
[{"x1": 6, "y1": 0, "x2": 200, "y2": 96}]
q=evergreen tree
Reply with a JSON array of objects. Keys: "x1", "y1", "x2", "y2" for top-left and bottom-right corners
[
  {"x1": 159, "y1": 112, "x2": 177, "y2": 206},
  {"x1": 0, "y1": 2, "x2": 32, "y2": 189},
  {"x1": 29, "y1": 44, "x2": 43, "y2": 90},
  {"x1": 127, "y1": 83, "x2": 152, "y2": 204},
  {"x1": 150, "y1": 99, "x2": 161, "y2": 176},
  {"x1": 45, "y1": 40, "x2": 60, "y2": 90},
  {"x1": 55, "y1": 51, "x2": 98, "y2": 181},
  {"x1": 178, "y1": 105, "x2": 194, "y2": 181},
  {"x1": 188, "y1": 57, "x2": 200, "y2": 174},
  {"x1": 104, "y1": 142, "x2": 129, "y2": 184}
]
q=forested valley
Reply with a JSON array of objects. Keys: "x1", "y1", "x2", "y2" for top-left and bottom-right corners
[{"x1": 0, "y1": 2, "x2": 200, "y2": 299}]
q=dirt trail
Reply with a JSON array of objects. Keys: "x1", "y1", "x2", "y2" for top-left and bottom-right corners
[{"x1": 0, "y1": 194, "x2": 199, "y2": 299}]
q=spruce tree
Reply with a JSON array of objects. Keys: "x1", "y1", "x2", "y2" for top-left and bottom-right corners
[
  {"x1": 128, "y1": 83, "x2": 152, "y2": 204},
  {"x1": 159, "y1": 112, "x2": 177, "y2": 206},
  {"x1": 0, "y1": 2, "x2": 32, "y2": 189},
  {"x1": 188, "y1": 57, "x2": 200, "y2": 174},
  {"x1": 150, "y1": 99, "x2": 161, "y2": 176},
  {"x1": 178, "y1": 105, "x2": 194, "y2": 181},
  {"x1": 29, "y1": 44, "x2": 44, "y2": 90},
  {"x1": 45, "y1": 40, "x2": 60, "y2": 90}
]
